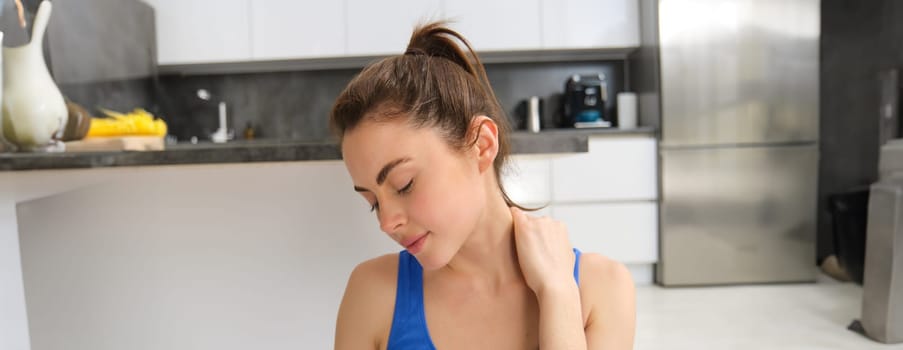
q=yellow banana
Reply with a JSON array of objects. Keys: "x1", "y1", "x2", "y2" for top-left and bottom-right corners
[{"x1": 87, "y1": 108, "x2": 167, "y2": 138}]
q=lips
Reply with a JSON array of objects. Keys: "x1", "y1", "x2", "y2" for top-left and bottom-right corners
[{"x1": 401, "y1": 232, "x2": 429, "y2": 249}]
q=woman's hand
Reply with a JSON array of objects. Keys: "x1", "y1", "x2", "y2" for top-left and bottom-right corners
[{"x1": 510, "y1": 207, "x2": 577, "y2": 297}]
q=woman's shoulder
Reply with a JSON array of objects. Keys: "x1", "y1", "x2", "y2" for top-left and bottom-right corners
[
  {"x1": 578, "y1": 252, "x2": 634, "y2": 288},
  {"x1": 342, "y1": 253, "x2": 400, "y2": 321},
  {"x1": 335, "y1": 253, "x2": 400, "y2": 350},
  {"x1": 578, "y1": 252, "x2": 635, "y2": 305},
  {"x1": 576, "y1": 252, "x2": 637, "y2": 347},
  {"x1": 342, "y1": 253, "x2": 400, "y2": 312},
  {"x1": 350, "y1": 253, "x2": 400, "y2": 286}
]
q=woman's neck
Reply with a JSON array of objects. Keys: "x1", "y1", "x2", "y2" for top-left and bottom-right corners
[{"x1": 439, "y1": 187, "x2": 524, "y2": 292}]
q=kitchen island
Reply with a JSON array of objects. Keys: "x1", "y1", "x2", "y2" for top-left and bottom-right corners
[{"x1": 0, "y1": 128, "x2": 657, "y2": 350}]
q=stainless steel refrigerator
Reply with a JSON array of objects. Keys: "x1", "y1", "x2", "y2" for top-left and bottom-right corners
[{"x1": 649, "y1": 0, "x2": 821, "y2": 285}]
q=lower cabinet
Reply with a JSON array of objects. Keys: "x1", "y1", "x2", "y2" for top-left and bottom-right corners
[
  {"x1": 504, "y1": 134, "x2": 659, "y2": 284},
  {"x1": 552, "y1": 201, "x2": 658, "y2": 265}
]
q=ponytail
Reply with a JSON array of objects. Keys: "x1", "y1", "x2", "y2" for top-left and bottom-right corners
[
  {"x1": 405, "y1": 23, "x2": 480, "y2": 76},
  {"x1": 404, "y1": 23, "x2": 504, "y2": 135}
]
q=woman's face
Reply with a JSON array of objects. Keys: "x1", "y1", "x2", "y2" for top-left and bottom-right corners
[{"x1": 342, "y1": 117, "x2": 487, "y2": 270}]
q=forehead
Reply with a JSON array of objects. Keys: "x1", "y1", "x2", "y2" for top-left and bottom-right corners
[{"x1": 341, "y1": 118, "x2": 444, "y2": 184}]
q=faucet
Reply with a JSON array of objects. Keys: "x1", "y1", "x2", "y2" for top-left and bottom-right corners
[{"x1": 197, "y1": 89, "x2": 233, "y2": 143}]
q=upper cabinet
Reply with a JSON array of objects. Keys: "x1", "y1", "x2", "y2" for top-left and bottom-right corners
[
  {"x1": 442, "y1": 0, "x2": 542, "y2": 51},
  {"x1": 250, "y1": 0, "x2": 345, "y2": 60},
  {"x1": 346, "y1": 0, "x2": 442, "y2": 56},
  {"x1": 144, "y1": 0, "x2": 251, "y2": 65},
  {"x1": 147, "y1": 0, "x2": 639, "y2": 66},
  {"x1": 541, "y1": 0, "x2": 640, "y2": 49}
]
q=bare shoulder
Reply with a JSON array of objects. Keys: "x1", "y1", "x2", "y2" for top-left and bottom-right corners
[
  {"x1": 335, "y1": 253, "x2": 399, "y2": 350},
  {"x1": 348, "y1": 253, "x2": 399, "y2": 288},
  {"x1": 579, "y1": 252, "x2": 635, "y2": 291},
  {"x1": 577, "y1": 252, "x2": 636, "y2": 349}
]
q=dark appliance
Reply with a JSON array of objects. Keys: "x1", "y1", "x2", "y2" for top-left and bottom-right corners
[{"x1": 561, "y1": 74, "x2": 612, "y2": 128}]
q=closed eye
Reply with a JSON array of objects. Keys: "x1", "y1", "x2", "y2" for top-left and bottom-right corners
[
  {"x1": 397, "y1": 179, "x2": 414, "y2": 195},
  {"x1": 368, "y1": 179, "x2": 413, "y2": 213}
]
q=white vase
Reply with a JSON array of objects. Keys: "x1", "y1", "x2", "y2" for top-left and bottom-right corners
[{"x1": 1, "y1": 1, "x2": 67, "y2": 152}]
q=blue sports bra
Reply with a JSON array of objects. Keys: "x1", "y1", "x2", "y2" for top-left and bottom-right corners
[{"x1": 386, "y1": 248, "x2": 582, "y2": 349}]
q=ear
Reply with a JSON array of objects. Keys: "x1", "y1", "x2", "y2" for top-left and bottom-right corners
[{"x1": 469, "y1": 115, "x2": 499, "y2": 174}]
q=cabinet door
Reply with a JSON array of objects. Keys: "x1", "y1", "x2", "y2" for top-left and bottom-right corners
[
  {"x1": 553, "y1": 202, "x2": 658, "y2": 264},
  {"x1": 250, "y1": 0, "x2": 345, "y2": 60},
  {"x1": 442, "y1": 0, "x2": 542, "y2": 51},
  {"x1": 552, "y1": 136, "x2": 657, "y2": 202},
  {"x1": 541, "y1": 0, "x2": 640, "y2": 49},
  {"x1": 145, "y1": 0, "x2": 251, "y2": 64},
  {"x1": 502, "y1": 155, "x2": 553, "y2": 206},
  {"x1": 346, "y1": 0, "x2": 442, "y2": 56}
]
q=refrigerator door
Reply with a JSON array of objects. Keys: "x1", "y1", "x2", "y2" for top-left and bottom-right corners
[
  {"x1": 658, "y1": 144, "x2": 818, "y2": 285},
  {"x1": 658, "y1": 0, "x2": 820, "y2": 147}
]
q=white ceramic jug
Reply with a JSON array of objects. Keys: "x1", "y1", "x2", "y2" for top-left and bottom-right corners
[{"x1": 2, "y1": 1, "x2": 67, "y2": 152}]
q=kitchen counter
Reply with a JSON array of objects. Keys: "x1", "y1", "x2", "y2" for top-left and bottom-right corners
[{"x1": 0, "y1": 127, "x2": 655, "y2": 171}]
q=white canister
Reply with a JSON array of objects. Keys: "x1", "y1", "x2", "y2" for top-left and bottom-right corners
[
  {"x1": 526, "y1": 96, "x2": 542, "y2": 133},
  {"x1": 617, "y1": 92, "x2": 638, "y2": 129}
]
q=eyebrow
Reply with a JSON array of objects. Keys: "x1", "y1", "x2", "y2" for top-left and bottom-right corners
[{"x1": 353, "y1": 157, "x2": 411, "y2": 192}]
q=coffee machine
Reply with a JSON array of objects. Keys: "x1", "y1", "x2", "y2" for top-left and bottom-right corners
[{"x1": 561, "y1": 74, "x2": 613, "y2": 128}]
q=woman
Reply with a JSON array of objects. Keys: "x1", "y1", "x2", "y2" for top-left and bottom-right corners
[{"x1": 331, "y1": 22, "x2": 636, "y2": 349}]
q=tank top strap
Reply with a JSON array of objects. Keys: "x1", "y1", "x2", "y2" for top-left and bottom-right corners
[
  {"x1": 387, "y1": 251, "x2": 436, "y2": 349},
  {"x1": 573, "y1": 248, "x2": 582, "y2": 286}
]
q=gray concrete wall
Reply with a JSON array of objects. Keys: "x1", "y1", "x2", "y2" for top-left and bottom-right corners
[{"x1": 818, "y1": 0, "x2": 900, "y2": 262}]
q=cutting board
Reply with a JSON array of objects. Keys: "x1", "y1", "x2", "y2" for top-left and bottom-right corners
[{"x1": 64, "y1": 136, "x2": 165, "y2": 152}]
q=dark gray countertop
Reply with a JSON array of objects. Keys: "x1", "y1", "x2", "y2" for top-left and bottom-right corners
[{"x1": 0, "y1": 127, "x2": 655, "y2": 171}]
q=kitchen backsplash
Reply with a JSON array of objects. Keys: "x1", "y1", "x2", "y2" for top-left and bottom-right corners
[
  {"x1": 155, "y1": 60, "x2": 624, "y2": 142},
  {"x1": 59, "y1": 78, "x2": 156, "y2": 116},
  {"x1": 155, "y1": 69, "x2": 359, "y2": 142}
]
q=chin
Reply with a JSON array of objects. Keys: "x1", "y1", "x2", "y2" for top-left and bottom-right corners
[{"x1": 412, "y1": 247, "x2": 454, "y2": 271}]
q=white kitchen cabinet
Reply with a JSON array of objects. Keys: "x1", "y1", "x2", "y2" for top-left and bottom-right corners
[
  {"x1": 541, "y1": 0, "x2": 640, "y2": 49},
  {"x1": 553, "y1": 201, "x2": 658, "y2": 264},
  {"x1": 552, "y1": 136, "x2": 657, "y2": 202},
  {"x1": 548, "y1": 135, "x2": 658, "y2": 282},
  {"x1": 346, "y1": 0, "x2": 442, "y2": 56},
  {"x1": 145, "y1": 0, "x2": 251, "y2": 64},
  {"x1": 442, "y1": 0, "x2": 542, "y2": 51},
  {"x1": 503, "y1": 135, "x2": 659, "y2": 282},
  {"x1": 148, "y1": 0, "x2": 641, "y2": 66},
  {"x1": 502, "y1": 155, "x2": 553, "y2": 206},
  {"x1": 250, "y1": 0, "x2": 345, "y2": 60}
]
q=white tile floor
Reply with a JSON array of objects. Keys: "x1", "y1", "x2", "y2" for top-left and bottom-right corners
[{"x1": 634, "y1": 274, "x2": 903, "y2": 349}]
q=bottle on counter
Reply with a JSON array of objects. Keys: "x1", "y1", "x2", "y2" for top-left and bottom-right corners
[{"x1": 243, "y1": 122, "x2": 256, "y2": 140}]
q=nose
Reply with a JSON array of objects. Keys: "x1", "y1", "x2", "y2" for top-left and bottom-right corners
[{"x1": 377, "y1": 198, "x2": 406, "y2": 234}]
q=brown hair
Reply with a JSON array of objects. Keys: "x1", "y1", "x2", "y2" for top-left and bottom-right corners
[{"x1": 329, "y1": 21, "x2": 527, "y2": 209}]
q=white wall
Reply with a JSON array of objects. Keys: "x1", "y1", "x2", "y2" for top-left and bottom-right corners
[{"x1": 1, "y1": 199, "x2": 30, "y2": 350}]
